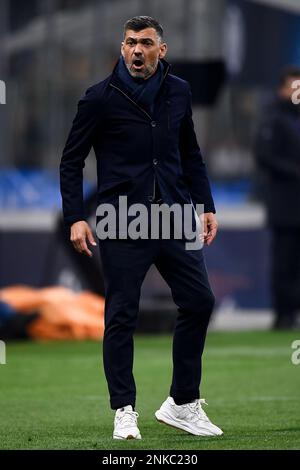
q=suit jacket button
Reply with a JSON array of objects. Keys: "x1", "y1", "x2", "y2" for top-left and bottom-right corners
[
  {"x1": 151, "y1": 121, "x2": 157, "y2": 127},
  {"x1": 148, "y1": 196, "x2": 154, "y2": 202},
  {"x1": 153, "y1": 158, "x2": 158, "y2": 165}
]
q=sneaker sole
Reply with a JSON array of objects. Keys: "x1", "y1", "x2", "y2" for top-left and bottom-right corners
[
  {"x1": 113, "y1": 434, "x2": 141, "y2": 440},
  {"x1": 155, "y1": 410, "x2": 223, "y2": 437}
]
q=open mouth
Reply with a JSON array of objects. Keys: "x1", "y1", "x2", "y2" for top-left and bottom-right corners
[{"x1": 132, "y1": 59, "x2": 144, "y2": 68}]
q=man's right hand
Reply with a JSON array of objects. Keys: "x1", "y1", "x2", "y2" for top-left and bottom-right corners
[{"x1": 70, "y1": 221, "x2": 97, "y2": 257}]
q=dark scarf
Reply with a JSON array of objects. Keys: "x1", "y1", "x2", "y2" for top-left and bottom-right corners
[{"x1": 115, "y1": 56, "x2": 164, "y2": 114}]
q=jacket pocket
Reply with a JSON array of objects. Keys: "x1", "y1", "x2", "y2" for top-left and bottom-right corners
[
  {"x1": 97, "y1": 178, "x2": 133, "y2": 203},
  {"x1": 99, "y1": 177, "x2": 132, "y2": 192}
]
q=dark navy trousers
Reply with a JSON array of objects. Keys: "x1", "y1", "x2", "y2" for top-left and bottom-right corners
[{"x1": 99, "y1": 235, "x2": 215, "y2": 410}]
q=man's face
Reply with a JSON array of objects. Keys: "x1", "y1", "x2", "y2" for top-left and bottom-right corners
[{"x1": 121, "y1": 27, "x2": 167, "y2": 79}]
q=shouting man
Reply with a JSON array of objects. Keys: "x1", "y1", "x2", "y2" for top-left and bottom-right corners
[{"x1": 60, "y1": 16, "x2": 222, "y2": 439}]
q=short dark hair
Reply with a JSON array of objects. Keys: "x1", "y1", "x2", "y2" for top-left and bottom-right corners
[
  {"x1": 279, "y1": 65, "x2": 300, "y2": 87},
  {"x1": 123, "y1": 16, "x2": 163, "y2": 41}
]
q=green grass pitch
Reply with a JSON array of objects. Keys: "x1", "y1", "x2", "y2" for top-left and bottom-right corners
[{"x1": 0, "y1": 331, "x2": 299, "y2": 450}]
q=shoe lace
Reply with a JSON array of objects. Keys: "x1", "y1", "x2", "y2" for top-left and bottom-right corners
[
  {"x1": 187, "y1": 399, "x2": 209, "y2": 422},
  {"x1": 116, "y1": 409, "x2": 139, "y2": 428}
]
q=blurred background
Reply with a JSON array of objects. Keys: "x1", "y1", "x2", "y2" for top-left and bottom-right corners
[{"x1": 1, "y1": 0, "x2": 300, "y2": 339}]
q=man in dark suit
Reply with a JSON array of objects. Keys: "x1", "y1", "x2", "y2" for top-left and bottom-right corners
[
  {"x1": 60, "y1": 16, "x2": 222, "y2": 439},
  {"x1": 255, "y1": 67, "x2": 300, "y2": 330}
]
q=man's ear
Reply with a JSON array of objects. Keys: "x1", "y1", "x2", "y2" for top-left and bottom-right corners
[
  {"x1": 159, "y1": 43, "x2": 167, "y2": 59},
  {"x1": 120, "y1": 42, "x2": 125, "y2": 57}
]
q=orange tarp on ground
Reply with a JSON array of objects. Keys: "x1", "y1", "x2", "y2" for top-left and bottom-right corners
[{"x1": 0, "y1": 286, "x2": 105, "y2": 340}]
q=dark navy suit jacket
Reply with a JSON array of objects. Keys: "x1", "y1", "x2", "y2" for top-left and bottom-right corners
[{"x1": 60, "y1": 58, "x2": 215, "y2": 227}]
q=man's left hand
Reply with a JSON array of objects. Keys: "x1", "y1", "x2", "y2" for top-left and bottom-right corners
[{"x1": 201, "y1": 212, "x2": 218, "y2": 246}]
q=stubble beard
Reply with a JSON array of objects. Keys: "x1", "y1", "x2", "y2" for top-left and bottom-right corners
[{"x1": 125, "y1": 58, "x2": 158, "y2": 80}]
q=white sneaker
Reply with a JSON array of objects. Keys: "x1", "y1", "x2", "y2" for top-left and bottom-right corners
[
  {"x1": 113, "y1": 405, "x2": 141, "y2": 440},
  {"x1": 155, "y1": 397, "x2": 223, "y2": 436}
]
